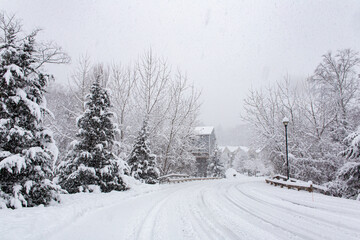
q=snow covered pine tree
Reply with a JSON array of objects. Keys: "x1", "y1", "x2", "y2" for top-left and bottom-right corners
[
  {"x1": 208, "y1": 147, "x2": 225, "y2": 177},
  {"x1": 128, "y1": 120, "x2": 159, "y2": 184},
  {"x1": 58, "y1": 79, "x2": 129, "y2": 193},
  {"x1": 0, "y1": 21, "x2": 62, "y2": 208}
]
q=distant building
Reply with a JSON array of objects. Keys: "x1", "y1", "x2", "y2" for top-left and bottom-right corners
[
  {"x1": 219, "y1": 146, "x2": 249, "y2": 169},
  {"x1": 192, "y1": 126, "x2": 217, "y2": 177}
]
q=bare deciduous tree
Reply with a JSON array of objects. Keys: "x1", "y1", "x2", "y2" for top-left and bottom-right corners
[
  {"x1": 311, "y1": 49, "x2": 360, "y2": 126},
  {"x1": 110, "y1": 64, "x2": 137, "y2": 142}
]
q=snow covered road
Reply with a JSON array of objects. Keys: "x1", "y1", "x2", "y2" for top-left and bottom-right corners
[{"x1": 2, "y1": 177, "x2": 360, "y2": 240}]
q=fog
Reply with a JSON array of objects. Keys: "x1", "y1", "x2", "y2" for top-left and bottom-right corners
[{"x1": 2, "y1": 0, "x2": 360, "y2": 143}]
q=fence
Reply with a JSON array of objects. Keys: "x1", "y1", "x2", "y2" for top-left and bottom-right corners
[
  {"x1": 158, "y1": 174, "x2": 222, "y2": 184},
  {"x1": 265, "y1": 174, "x2": 328, "y2": 194}
]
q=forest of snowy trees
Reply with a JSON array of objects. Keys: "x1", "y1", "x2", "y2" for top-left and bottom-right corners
[
  {"x1": 243, "y1": 49, "x2": 360, "y2": 199},
  {"x1": 45, "y1": 51, "x2": 201, "y2": 178},
  {"x1": 1, "y1": 11, "x2": 359, "y2": 209},
  {"x1": 0, "y1": 13, "x2": 202, "y2": 208}
]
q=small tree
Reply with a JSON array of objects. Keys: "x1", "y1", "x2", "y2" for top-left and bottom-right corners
[
  {"x1": 0, "y1": 15, "x2": 65, "y2": 208},
  {"x1": 58, "y1": 79, "x2": 129, "y2": 193},
  {"x1": 208, "y1": 148, "x2": 225, "y2": 177},
  {"x1": 128, "y1": 120, "x2": 159, "y2": 184}
]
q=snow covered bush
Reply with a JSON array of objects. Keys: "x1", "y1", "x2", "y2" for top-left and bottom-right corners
[
  {"x1": 128, "y1": 120, "x2": 160, "y2": 184},
  {"x1": 291, "y1": 157, "x2": 338, "y2": 184},
  {"x1": 225, "y1": 168, "x2": 239, "y2": 179},
  {"x1": 57, "y1": 79, "x2": 129, "y2": 193},
  {"x1": 0, "y1": 15, "x2": 65, "y2": 208},
  {"x1": 327, "y1": 162, "x2": 360, "y2": 200}
]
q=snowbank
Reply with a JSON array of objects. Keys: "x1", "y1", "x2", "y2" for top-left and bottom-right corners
[{"x1": 0, "y1": 183, "x2": 162, "y2": 240}]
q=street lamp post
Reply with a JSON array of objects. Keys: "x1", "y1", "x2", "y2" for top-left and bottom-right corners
[{"x1": 282, "y1": 117, "x2": 290, "y2": 180}]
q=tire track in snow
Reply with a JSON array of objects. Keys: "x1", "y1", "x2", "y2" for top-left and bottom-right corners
[
  {"x1": 44, "y1": 179, "x2": 360, "y2": 240},
  {"x1": 135, "y1": 197, "x2": 168, "y2": 240},
  {"x1": 223, "y1": 188, "x2": 313, "y2": 240},
  {"x1": 186, "y1": 191, "x2": 236, "y2": 239},
  {"x1": 225, "y1": 182, "x2": 360, "y2": 240},
  {"x1": 234, "y1": 184, "x2": 360, "y2": 236},
  {"x1": 134, "y1": 185, "x2": 189, "y2": 240},
  {"x1": 196, "y1": 189, "x2": 243, "y2": 239},
  {"x1": 134, "y1": 182, "x2": 217, "y2": 240},
  {"x1": 207, "y1": 182, "x2": 281, "y2": 240},
  {"x1": 177, "y1": 183, "x2": 223, "y2": 240}
]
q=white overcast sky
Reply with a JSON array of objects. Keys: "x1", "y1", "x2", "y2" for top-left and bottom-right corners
[{"x1": 2, "y1": 0, "x2": 360, "y2": 128}]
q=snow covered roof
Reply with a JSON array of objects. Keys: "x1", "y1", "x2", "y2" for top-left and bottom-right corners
[
  {"x1": 218, "y1": 146, "x2": 226, "y2": 152},
  {"x1": 239, "y1": 146, "x2": 249, "y2": 152},
  {"x1": 227, "y1": 146, "x2": 239, "y2": 152},
  {"x1": 219, "y1": 146, "x2": 249, "y2": 153},
  {"x1": 194, "y1": 126, "x2": 214, "y2": 135}
]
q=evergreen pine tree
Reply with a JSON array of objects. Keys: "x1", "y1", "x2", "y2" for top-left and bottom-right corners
[
  {"x1": 0, "y1": 23, "x2": 61, "y2": 208},
  {"x1": 58, "y1": 79, "x2": 129, "y2": 193},
  {"x1": 128, "y1": 120, "x2": 159, "y2": 184},
  {"x1": 208, "y1": 147, "x2": 225, "y2": 177}
]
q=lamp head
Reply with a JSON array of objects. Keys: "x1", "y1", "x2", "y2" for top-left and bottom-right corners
[{"x1": 282, "y1": 117, "x2": 289, "y2": 126}]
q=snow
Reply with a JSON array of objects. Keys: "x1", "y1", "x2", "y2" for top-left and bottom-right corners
[
  {"x1": 13, "y1": 88, "x2": 42, "y2": 121},
  {"x1": 24, "y1": 181, "x2": 34, "y2": 194},
  {"x1": 0, "y1": 118, "x2": 10, "y2": 126},
  {"x1": 282, "y1": 117, "x2": 289, "y2": 124},
  {"x1": 220, "y1": 146, "x2": 249, "y2": 153},
  {"x1": 1, "y1": 177, "x2": 360, "y2": 240},
  {"x1": 225, "y1": 168, "x2": 239, "y2": 178},
  {"x1": 76, "y1": 165, "x2": 96, "y2": 176},
  {"x1": 239, "y1": 146, "x2": 249, "y2": 152},
  {"x1": 100, "y1": 165, "x2": 110, "y2": 175},
  {"x1": 194, "y1": 126, "x2": 214, "y2": 135},
  {"x1": 0, "y1": 150, "x2": 11, "y2": 158},
  {"x1": 26, "y1": 147, "x2": 44, "y2": 159},
  {"x1": 45, "y1": 140, "x2": 59, "y2": 163},
  {"x1": 9, "y1": 126, "x2": 31, "y2": 138},
  {"x1": 218, "y1": 146, "x2": 226, "y2": 152},
  {"x1": 227, "y1": 146, "x2": 239, "y2": 152},
  {"x1": 0, "y1": 154, "x2": 26, "y2": 173},
  {"x1": 95, "y1": 144, "x2": 103, "y2": 151},
  {"x1": 11, "y1": 184, "x2": 26, "y2": 209},
  {"x1": 4, "y1": 64, "x2": 24, "y2": 84}
]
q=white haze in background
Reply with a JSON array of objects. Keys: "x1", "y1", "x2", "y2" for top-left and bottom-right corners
[{"x1": 2, "y1": 0, "x2": 360, "y2": 143}]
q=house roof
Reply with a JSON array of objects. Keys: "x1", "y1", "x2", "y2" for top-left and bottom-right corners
[
  {"x1": 239, "y1": 146, "x2": 249, "y2": 152},
  {"x1": 194, "y1": 126, "x2": 214, "y2": 135},
  {"x1": 219, "y1": 146, "x2": 249, "y2": 153},
  {"x1": 227, "y1": 146, "x2": 239, "y2": 152},
  {"x1": 218, "y1": 146, "x2": 226, "y2": 152}
]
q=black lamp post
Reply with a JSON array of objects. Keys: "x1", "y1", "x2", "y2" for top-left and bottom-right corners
[{"x1": 282, "y1": 117, "x2": 290, "y2": 180}]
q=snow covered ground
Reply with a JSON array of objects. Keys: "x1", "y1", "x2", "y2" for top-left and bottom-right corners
[{"x1": 1, "y1": 176, "x2": 360, "y2": 240}]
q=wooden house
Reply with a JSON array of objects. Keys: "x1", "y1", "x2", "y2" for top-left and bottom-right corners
[{"x1": 192, "y1": 126, "x2": 217, "y2": 177}]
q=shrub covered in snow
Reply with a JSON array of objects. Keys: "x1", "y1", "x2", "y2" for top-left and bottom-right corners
[
  {"x1": 225, "y1": 168, "x2": 239, "y2": 179},
  {"x1": 292, "y1": 157, "x2": 338, "y2": 184},
  {"x1": 327, "y1": 162, "x2": 360, "y2": 200},
  {"x1": 0, "y1": 18, "x2": 63, "y2": 208},
  {"x1": 57, "y1": 79, "x2": 129, "y2": 193},
  {"x1": 128, "y1": 120, "x2": 160, "y2": 184}
]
